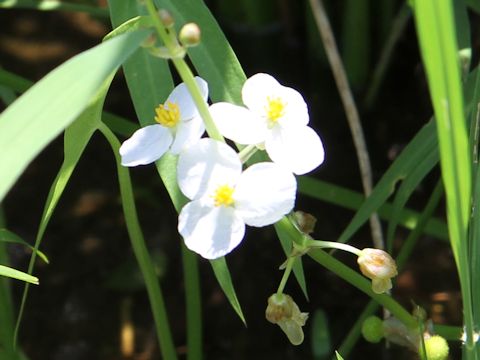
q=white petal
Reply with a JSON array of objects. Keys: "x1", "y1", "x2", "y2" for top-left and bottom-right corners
[
  {"x1": 276, "y1": 86, "x2": 309, "y2": 127},
  {"x1": 170, "y1": 115, "x2": 205, "y2": 154},
  {"x1": 266, "y1": 125, "x2": 325, "y2": 175},
  {"x1": 177, "y1": 138, "x2": 242, "y2": 200},
  {"x1": 209, "y1": 102, "x2": 267, "y2": 145},
  {"x1": 167, "y1": 76, "x2": 208, "y2": 120},
  {"x1": 178, "y1": 200, "x2": 245, "y2": 259},
  {"x1": 119, "y1": 125, "x2": 172, "y2": 166},
  {"x1": 242, "y1": 73, "x2": 281, "y2": 114},
  {"x1": 242, "y1": 73, "x2": 309, "y2": 127},
  {"x1": 235, "y1": 162, "x2": 296, "y2": 227}
]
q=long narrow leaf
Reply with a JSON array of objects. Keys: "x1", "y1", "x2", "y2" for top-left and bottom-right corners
[{"x1": 0, "y1": 30, "x2": 149, "y2": 202}]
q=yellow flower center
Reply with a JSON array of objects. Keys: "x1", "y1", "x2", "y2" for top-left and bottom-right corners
[
  {"x1": 155, "y1": 101, "x2": 181, "y2": 128},
  {"x1": 212, "y1": 184, "x2": 235, "y2": 207},
  {"x1": 265, "y1": 96, "x2": 286, "y2": 124}
]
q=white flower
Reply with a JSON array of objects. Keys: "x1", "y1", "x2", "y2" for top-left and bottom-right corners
[
  {"x1": 119, "y1": 77, "x2": 208, "y2": 166},
  {"x1": 177, "y1": 138, "x2": 297, "y2": 259},
  {"x1": 209, "y1": 73, "x2": 325, "y2": 175}
]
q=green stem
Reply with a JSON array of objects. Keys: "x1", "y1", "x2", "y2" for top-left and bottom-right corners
[
  {"x1": 143, "y1": 0, "x2": 224, "y2": 142},
  {"x1": 306, "y1": 239, "x2": 362, "y2": 256},
  {"x1": 181, "y1": 244, "x2": 202, "y2": 360},
  {"x1": 99, "y1": 123, "x2": 178, "y2": 360},
  {"x1": 238, "y1": 144, "x2": 258, "y2": 164},
  {"x1": 277, "y1": 257, "x2": 295, "y2": 295}
]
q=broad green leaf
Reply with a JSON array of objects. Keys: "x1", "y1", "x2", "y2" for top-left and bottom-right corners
[
  {"x1": 335, "y1": 351, "x2": 345, "y2": 360},
  {"x1": 0, "y1": 30, "x2": 149, "y2": 202},
  {"x1": 156, "y1": 0, "x2": 247, "y2": 104},
  {"x1": 108, "y1": 0, "x2": 173, "y2": 122},
  {"x1": 0, "y1": 265, "x2": 38, "y2": 285},
  {"x1": 0, "y1": 229, "x2": 49, "y2": 264}
]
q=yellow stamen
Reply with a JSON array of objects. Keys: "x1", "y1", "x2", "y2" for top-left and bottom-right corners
[
  {"x1": 212, "y1": 184, "x2": 235, "y2": 207},
  {"x1": 265, "y1": 96, "x2": 286, "y2": 124},
  {"x1": 155, "y1": 101, "x2": 181, "y2": 128}
]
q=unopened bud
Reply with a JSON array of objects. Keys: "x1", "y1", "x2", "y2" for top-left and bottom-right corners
[
  {"x1": 357, "y1": 248, "x2": 398, "y2": 294},
  {"x1": 292, "y1": 211, "x2": 316, "y2": 234},
  {"x1": 361, "y1": 316, "x2": 384, "y2": 343},
  {"x1": 179, "y1": 23, "x2": 201, "y2": 47},
  {"x1": 424, "y1": 335, "x2": 449, "y2": 360},
  {"x1": 266, "y1": 294, "x2": 308, "y2": 345},
  {"x1": 158, "y1": 9, "x2": 174, "y2": 28}
]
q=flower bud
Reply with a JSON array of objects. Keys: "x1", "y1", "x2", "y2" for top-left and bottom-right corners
[
  {"x1": 423, "y1": 335, "x2": 449, "y2": 360},
  {"x1": 158, "y1": 9, "x2": 174, "y2": 28},
  {"x1": 357, "y1": 248, "x2": 398, "y2": 294},
  {"x1": 361, "y1": 316, "x2": 384, "y2": 343},
  {"x1": 179, "y1": 23, "x2": 201, "y2": 47},
  {"x1": 266, "y1": 294, "x2": 308, "y2": 345},
  {"x1": 292, "y1": 211, "x2": 317, "y2": 234}
]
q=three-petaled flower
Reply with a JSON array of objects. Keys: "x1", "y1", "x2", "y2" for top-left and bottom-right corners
[
  {"x1": 119, "y1": 77, "x2": 208, "y2": 167},
  {"x1": 209, "y1": 73, "x2": 325, "y2": 175},
  {"x1": 177, "y1": 138, "x2": 297, "y2": 259}
]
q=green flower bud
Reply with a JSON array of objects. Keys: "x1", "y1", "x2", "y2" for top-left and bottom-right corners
[
  {"x1": 266, "y1": 294, "x2": 308, "y2": 345},
  {"x1": 357, "y1": 248, "x2": 398, "y2": 294},
  {"x1": 179, "y1": 23, "x2": 201, "y2": 47},
  {"x1": 361, "y1": 316, "x2": 384, "y2": 343},
  {"x1": 424, "y1": 335, "x2": 449, "y2": 360}
]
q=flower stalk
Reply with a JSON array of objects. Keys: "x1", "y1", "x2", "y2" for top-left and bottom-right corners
[{"x1": 143, "y1": 0, "x2": 224, "y2": 142}]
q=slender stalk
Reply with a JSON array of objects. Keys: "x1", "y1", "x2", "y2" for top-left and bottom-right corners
[
  {"x1": 277, "y1": 257, "x2": 295, "y2": 295},
  {"x1": 181, "y1": 244, "x2": 202, "y2": 360},
  {"x1": 99, "y1": 123, "x2": 178, "y2": 360},
  {"x1": 308, "y1": 0, "x2": 384, "y2": 250},
  {"x1": 306, "y1": 239, "x2": 362, "y2": 256},
  {"x1": 0, "y1": 207, "x2": 17, "y2": 359},
  {"x1": 143, "y1": 0, "x2": 224, "y2": 142}
]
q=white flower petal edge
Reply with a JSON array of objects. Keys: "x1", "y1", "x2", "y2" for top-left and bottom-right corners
[
  {"x1": 209, "y1": 102, "x2": 267, "y2": 145},
  {"x1": 119, "y1": 125, "x2": 172, "y2": 167},
  {"x1": 169, "y1": 115, "x2": 205, "y2": 154},
  {"x1": 265, "y1": 125, "x2": 325, "y2": 175},
  {"x1": 235, "y1": 162, "x2": 296, "y2": 227},
  {"x1": 177, "y1": 138, "x2": 242, "y2": 200},
  {"x1": 178, "y1": 200, "x2": 246, "y2": 259},
  {"x1": 242, "y1": 73, "x2": 309, "y2": 127},
  {"x1": 168, "y1": 76, "x2": 208, "y2": 120}
]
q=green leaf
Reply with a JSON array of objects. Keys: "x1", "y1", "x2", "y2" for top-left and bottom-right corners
[
  {"x1": 335, "y1": 351, "x2": 345, "y2": 360},
  {"x1": 0, "y1": 229, "x2": 49, "y2": 264},
  {"x1": 156, "y1": 0, "x2": 247, "y2": 104},
  {"x1": 336, "y1": 120, "x2": 438, "y2": 244},
  {"x1": 0, "y1": 265, "x2": 38, "y2": 285},
  {"x1": 311, "y1": 309, "x2": 332, "y2": 359},
  {"x1": 275, "y1": 223, "x2": 309, "y2": 300},
  {"x1": 0, "y1": 30, "x2": 149, "y2": 202},
  {"x1": 210, "y1": 257, "x2": 246, "y2": 324}
]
